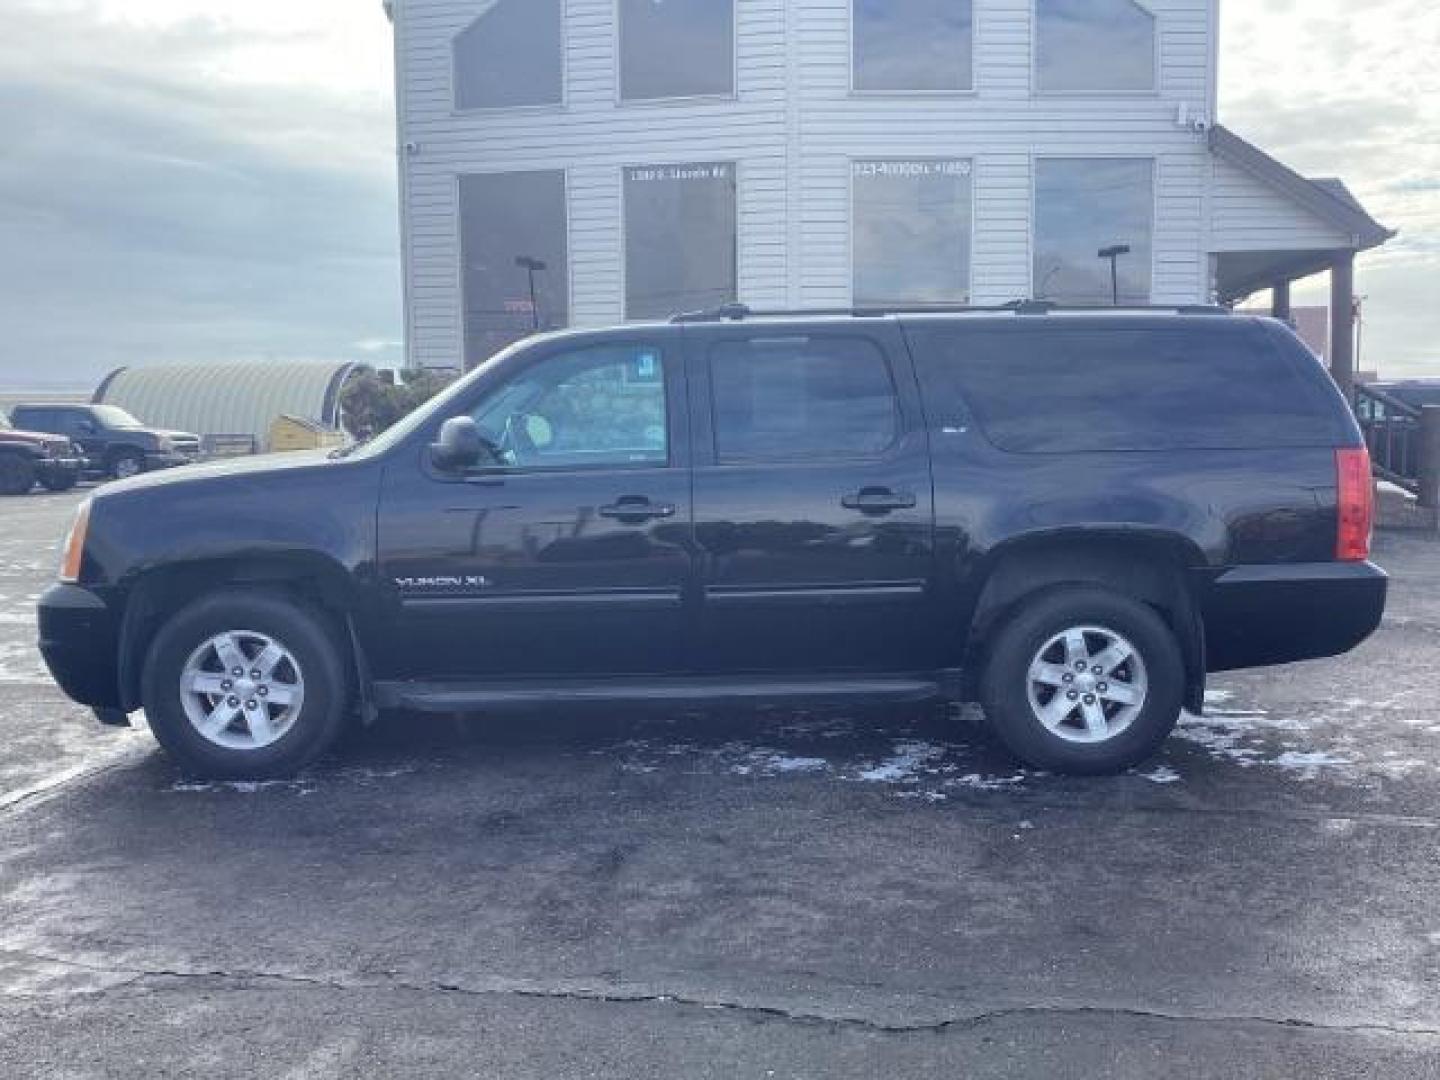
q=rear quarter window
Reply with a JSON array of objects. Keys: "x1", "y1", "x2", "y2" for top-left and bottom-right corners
[{"x1": 908, "y1": 322, "x2": 1344, "y2": 453}]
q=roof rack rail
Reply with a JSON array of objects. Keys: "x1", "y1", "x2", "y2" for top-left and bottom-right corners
[{"x1": 669, "y1": 300, "x2": 1231, "y2": 323}]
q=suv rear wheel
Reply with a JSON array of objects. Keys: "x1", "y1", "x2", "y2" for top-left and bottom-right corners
[
  {"x1": 0, "y1": 453, "x2": 36, "y2": 496},
  {"x1": 142, "y1": 591, "x2": 350, "y2": 779},
  {"x1": 980, "y1": 587, "x2": 1184, "y2": 775}
]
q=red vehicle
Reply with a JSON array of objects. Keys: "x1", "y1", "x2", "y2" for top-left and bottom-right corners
[{"x1": 0, "y1": 411, "x2": 85, "y2": 496}]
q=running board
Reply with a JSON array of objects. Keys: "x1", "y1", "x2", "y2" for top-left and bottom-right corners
[{"x1": 373, "y1": 675, "x2": 947, "y2": 714}]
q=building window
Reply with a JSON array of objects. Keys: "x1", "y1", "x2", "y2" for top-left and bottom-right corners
[
  {"x1": 619, "y1": 0, "x2": 734, "y2": 101},
  {"x1": 453, "y1": 0, "x2": 563, "y2": 110},
  {"x1": 1034, "y1": 159, "x2": 1153, "y2": 305},
  {"x1": 853, "y1": 160, "x2": 972, "y2": 307},
  {"x1": 853, "y1": 0, "x2": 973, "y2": 93},
  {"x1": 1035, "y1": 0, "x2": 1157, "y2": 94},
  {"x1": 624, "y1": 163, "x2": 736, "y2": 320},
  {"x1": 459, "y1": 171, "x2": 569, "y2": 369}
]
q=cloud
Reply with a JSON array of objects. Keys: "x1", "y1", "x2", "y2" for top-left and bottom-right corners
[
  {"x1": 0, "y1": 0, "x2": 1435, "y2": 387},
  {"x1": 1221, "y1": 0, "x2": 1440, "y2": 375},
  {"x1": 0, "y1": 1, "x2": 401, "y2": 388}
]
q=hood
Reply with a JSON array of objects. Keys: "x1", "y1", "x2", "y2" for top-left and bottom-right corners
[
  {"x1": 1, "y1": 428, "x2": 69, "y2": 449},
  {"x1": 98, "y1": 449, "x2": 340, "y2": 498},
  {"x1": 1, "y1": 428, "x2": 48, "y2": 446}
]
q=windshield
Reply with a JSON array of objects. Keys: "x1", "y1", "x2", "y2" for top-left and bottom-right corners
[
  {"x1": 0, "y1": 413, "x2": 10, "y2": 431},
  {"x1": 92, "y1": 405, "x2": 143, "y2": 429}
]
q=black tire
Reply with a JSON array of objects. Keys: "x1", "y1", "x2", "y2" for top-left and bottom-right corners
[
  {"x1": 142, "y1": 591, "x2": 350, "y2": 779},
  {"x1": 40, "y1": 472, "x2": 78, "y2": 493},
  {"x1": 109, "y1": 449, "x2": 144, "y2": 481},
  {"x1": 0, "y1": 454, "x2": 36, "y2": 497},
  {"x1": 979, "y1": 586, "x2": 1184, "y2": 775}
]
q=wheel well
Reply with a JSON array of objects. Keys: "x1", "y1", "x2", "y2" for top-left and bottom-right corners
[
  {"x1": 118, "y1": 556, "x2": 357, "y2": 710},
  {"x1": 963, "y1": 534, "x2": 1206, "y2": 711}
]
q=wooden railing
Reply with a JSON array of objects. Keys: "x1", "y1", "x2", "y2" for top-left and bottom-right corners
[{"x1": 1354, "y1": 384, "x2": 1440, "y2": 508}]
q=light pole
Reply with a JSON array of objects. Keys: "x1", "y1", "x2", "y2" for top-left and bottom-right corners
[
  {"x1": 1098, "y1": 244, "x2": 1131, "y2": 306},
  {"x1": 1354, "y1": 294, "x2": 1367, "y2": 375},
  {"x1": 515, "y1": 255, "x2": 547, "y2": 330}
]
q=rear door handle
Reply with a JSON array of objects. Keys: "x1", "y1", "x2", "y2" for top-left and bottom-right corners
[
  {"x1": 599, "y1": 496, "x2": 676, "y2": 524},
  {"x1": 841, "y1": 487, "x2": 917, "y2": 515}
]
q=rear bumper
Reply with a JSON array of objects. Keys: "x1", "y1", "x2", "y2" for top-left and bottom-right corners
[
  {"x1": 37, "y1": 582, "x2": 122, "y2": 708},
  {"x1": 1200, "y1": 561, "x2": 1388, "y2": 673}
]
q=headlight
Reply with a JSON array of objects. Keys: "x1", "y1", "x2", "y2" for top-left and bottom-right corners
[
  {"x1": 59, "y1": 499, "x2": 91, "y2": 583},
  {"x1": 156, "y1": 436, "x2": 175, "y2": 454}
]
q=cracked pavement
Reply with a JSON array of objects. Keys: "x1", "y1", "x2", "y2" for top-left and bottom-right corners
[{"x1": 1, "y1": 489, "x2": 1438, "y2": 1077}]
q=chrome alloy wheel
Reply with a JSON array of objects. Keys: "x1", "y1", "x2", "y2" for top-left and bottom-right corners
[
  {"x1": 1025, "y1": 625, "x2": 1148, "y2": 745},
  {"x1": 179, "y1": 631, "x2": 305, "y2": 750}
]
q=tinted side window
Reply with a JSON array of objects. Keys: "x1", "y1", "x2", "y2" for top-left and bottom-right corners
[
  {"x1": 28, "y1": 409, "x2": 67, "y2": 433},
  {"x1": 13, "y1": 409, "x2": 47, "y2": 430},
  {"x1": 710, "y1": 336, "x2": 898, "y2": 462},
  {"x1": 910, "y1": 325, "x2": 1341, "y2": 453}
]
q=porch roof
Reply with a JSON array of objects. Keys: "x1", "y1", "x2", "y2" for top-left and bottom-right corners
[{"x1": 1208, "y1": 125, "x2": 1395, "y2": 303}]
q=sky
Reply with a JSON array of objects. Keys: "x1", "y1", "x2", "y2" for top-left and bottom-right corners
[{"x1": 0, "y1": 0, "x2": 1435, "y2": 390}]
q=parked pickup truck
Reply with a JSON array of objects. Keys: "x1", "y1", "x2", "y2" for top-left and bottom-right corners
[
  {"x1": 37, "y1": 307, "x2": 1386, "y2": 779},
  {"x1": 0, "y1": 412, "x2": 84, "y2": 496},
  {"x1": 9, "y1": 403, "x2": 199, "y2": 481}
]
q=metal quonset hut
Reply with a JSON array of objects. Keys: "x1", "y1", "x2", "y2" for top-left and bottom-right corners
[{"x1": 93, "y1": 362, "x2": 366, "y2": 453}]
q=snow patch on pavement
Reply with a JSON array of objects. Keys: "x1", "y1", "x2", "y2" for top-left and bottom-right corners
[
  {"x1": 857, "y1": 741, "x2": 946, "y2": 783},
  {"x1": 1271, "y1": 751, "x2": 1353, "y2": 780},
  {"x1": 1137, "y1": 765, "x2": 1182, "y2": 784},
  {"x1": 167, "y1": 763, "x2": 422, "y2": 796}
]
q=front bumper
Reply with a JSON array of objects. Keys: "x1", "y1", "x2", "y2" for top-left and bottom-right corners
[
  {"x1": 1200, "y1": 560, "x2": 1388, "y2": 673},
  {"x1": 35, "y1": 456, "x2": 83, "y2": 482},
  {"x1": 37, "y1": 582, "x2": 122, "y2": 708},
  {"x1": 144, "y1": 452, "x2": 193, "y2": 471}
]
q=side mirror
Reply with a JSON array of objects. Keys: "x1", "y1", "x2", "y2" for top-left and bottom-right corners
[
  {"x1": 429, "y1": 416, "x2": 485, "y2": 472},
  {"x1": 76, "y1": 421, "x2": 96, "y2": 435}
]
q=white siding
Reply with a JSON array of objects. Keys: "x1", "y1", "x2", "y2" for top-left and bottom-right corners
[
  {"x1": 1208, "y1": 156, "x2": 1352, "y2": 253},
  {"x1": 396, "y1": 0, "x2": 1222, "y2": 365}
]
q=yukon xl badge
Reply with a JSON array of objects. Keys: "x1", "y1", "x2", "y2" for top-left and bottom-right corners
[{"x1": 394, "y1": 575, "x2": 491, "y2": 593}]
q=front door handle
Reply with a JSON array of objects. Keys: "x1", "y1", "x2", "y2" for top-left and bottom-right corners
[
  {"x1": 599, "y1": 496, "x2": 676, "y2": 524},
  {"x1": 841, "y1": 487, "x2": 917, "y2": 516}
]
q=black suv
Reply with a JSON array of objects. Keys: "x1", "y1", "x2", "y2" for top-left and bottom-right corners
[
  {"x1": 37, "y1": 309, "x2": 1386, "y2": 779},
  {"x1": 10, "y1": 403, "x2": 199, "y2": 480}
]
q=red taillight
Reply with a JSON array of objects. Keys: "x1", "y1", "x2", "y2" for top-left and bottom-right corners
[{"x1": 1335, "y1": 447, "x2": 1374, "y2": 562}]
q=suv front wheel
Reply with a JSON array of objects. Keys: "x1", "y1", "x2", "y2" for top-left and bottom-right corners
[
  {"x1": 980, "y1": 587, "x2": 1184, "y2": 775},
  {"x1": 142, "y1": 591, "x2": 350, "y2": 779},
  {"x1": 110, "y1": 450, "x2": 144, "y2": 480}
]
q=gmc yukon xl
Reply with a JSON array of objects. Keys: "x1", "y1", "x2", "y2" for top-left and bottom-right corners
[{"x1": 37, "y1": 308, "x2": 1386, "y2": 778}]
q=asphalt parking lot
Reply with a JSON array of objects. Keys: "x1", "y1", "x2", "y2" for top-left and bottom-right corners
[{"x1": 0, "y1": 488, "x2": 1437, "y2": 1077}]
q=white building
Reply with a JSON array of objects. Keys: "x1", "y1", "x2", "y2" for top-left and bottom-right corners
[{"x1": 385, "y1": 0, "x2": 1391, "y2": 389}]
